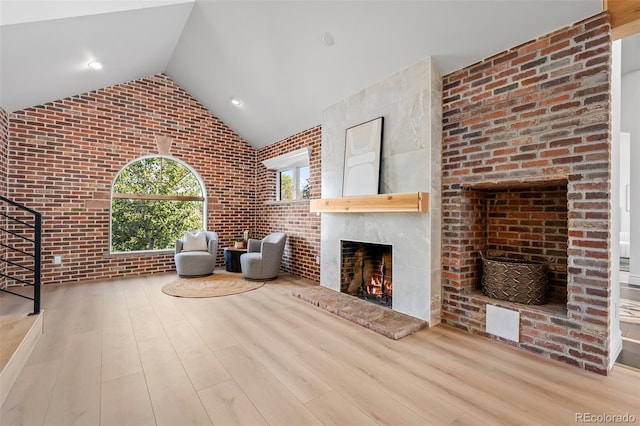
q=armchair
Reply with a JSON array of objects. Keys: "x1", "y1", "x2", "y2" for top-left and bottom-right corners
[
  {"x1": 240, "y1": 232, "x2": 287, "y2": 280},
  {"x1": 174, "y1": 231, "x2": 218, "y2": 277}
]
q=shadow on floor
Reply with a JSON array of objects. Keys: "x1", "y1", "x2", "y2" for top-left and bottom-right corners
[{"x1": 617, "y1": 339, "x2": 640, "y2": 370}]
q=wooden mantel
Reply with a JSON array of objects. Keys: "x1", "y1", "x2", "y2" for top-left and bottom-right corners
[{"x1": 309, "y1": 192, "x2": 429, "y2": 213}]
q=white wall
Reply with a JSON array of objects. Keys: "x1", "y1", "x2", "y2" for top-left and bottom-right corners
[
  {"x1": 620, "y1": 132, "x2": 630, "y2": 237},
  {"x1": 622, "y1": 69, "x2": 640, "y2": 284},
  {"x1": 609, "y1": 40, "x2": 622, "y2": 369}
]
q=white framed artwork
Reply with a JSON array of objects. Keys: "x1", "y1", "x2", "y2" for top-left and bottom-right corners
[{"x1": 342, "y1": 117, "x2": 384, "y2": 197}]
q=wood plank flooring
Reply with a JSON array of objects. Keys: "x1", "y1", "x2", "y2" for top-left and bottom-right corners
[
  {"x1": 1, "y1": 272, "x2": 639, "y2": 425},
  {"x1": 0, "y1": 288, "x2": 39, "y2": 373}
]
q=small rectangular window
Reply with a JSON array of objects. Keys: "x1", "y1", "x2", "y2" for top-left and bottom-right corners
[
  {"x1": 299, "y1": 165, "x2": 310, "y2": 199},
  {"x1": 263, "y1": 147, "x2": 312, "y2": 202},
  {"x1": 277, "y1": 165, "x2": 310, "y2": 201},
  {"x1": 279, "y1": 169, "x2": 294, "y2": 200}
]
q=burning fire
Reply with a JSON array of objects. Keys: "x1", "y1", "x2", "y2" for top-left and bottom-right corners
[{"x1": 366, "y1": 274, "x2": 392, "y2": 296}]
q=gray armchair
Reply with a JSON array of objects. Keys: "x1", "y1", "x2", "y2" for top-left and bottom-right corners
[
  {"x1": 240, "y1": 232, "x2": 287, "y2": 280},
  {"x1": 174, "y1": 231, "x2": 218, "y2": 277}
]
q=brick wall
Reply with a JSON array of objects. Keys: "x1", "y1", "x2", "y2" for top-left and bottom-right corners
[
  {"x1": 256, "y1": 126, "x2": 321, "y2": 281},
  {"x1": 7, "y1": 74, "x2": 256, "y2": 285},
  {"x1": 486, "y1": 185, "x2": 568, "y2": 303},
  {"x1": 1, "y1": 107, "x2": 7, "y2": 199},
  {"x1": 442, "y1": 12, "x2": 612, "y2": 374},
  {"x1": 1, "y1": 107, "x2": 7, "y2": 286}
]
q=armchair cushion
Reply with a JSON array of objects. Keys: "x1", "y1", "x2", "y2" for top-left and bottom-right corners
[{"x1": 182, "y1": 230, "x2": 208, "y2": 251}]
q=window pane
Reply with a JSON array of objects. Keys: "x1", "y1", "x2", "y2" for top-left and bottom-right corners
[
  {"x1": 299, "y1": 165, "x2": 310, "y2": 199},
  {"x1": 113, "y1": 157, "x2": 202, "y2": 197},
  {"x1": 111, "y1": 199, "x2": 203, "y2": 251},
  {"x1": 111, "y1": 157, "x2": 205, "y2": 252},
  {"x1": 280, "y1": 169, "x2": 294, "y2": 200}
]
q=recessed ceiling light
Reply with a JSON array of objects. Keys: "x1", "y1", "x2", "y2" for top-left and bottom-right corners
[
  {"x1": 87, "y1": 60, "x2": 103, "y2": 70},
  {"x1": 231, "y1": 98, "x2": 242, "y2": 106},
  {"x1": 321, "y1": 32, "x2": 335, "y2": 47}
]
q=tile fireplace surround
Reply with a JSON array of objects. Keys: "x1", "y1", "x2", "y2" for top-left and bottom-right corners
[
  {"x1": 320, "y1": 57, "x2": 442, "y2": 325},
  {"x1": 442, "y1": 12, "x2": 615, "y2": 374}
]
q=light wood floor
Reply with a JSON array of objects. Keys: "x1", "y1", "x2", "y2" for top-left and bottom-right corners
[
  {"x1": 0, "y1": 294, "x2": 39, "y2": 373},
  {"x1": 1, "y1": 272, "x2": 639, "y2": 426}
]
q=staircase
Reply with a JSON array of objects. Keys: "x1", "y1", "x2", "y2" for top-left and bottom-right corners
[
  {"x1": 0, "y1": 196, "x2": 41, "y2": 315},
  {"x1": 0, "y1": 196, "x2": 43, "y2": 406}
]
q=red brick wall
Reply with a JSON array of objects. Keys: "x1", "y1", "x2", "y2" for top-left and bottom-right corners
[
  {"x1": 7, "y1": 74, "x2": 256, "y2": 285},
  {"x1": 1, "y1": 107, "x2": 7, "y2": 200},
  {"x1": 1, "y1": 107, "x2": 7, "y2": 286},
  {"x1": 485, "y1": 185, "x2": 568, "y2": 303},
  {"x1": 256, "y1": 126, "x2": 321, "y2": 281},
  {"x1": 442, "y1": 12, "x2": 612, "y2": 374}
]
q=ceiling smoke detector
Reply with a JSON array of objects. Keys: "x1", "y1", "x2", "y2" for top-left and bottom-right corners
[{"x1": 321, "y1": 32, "x2": 335, "y2": 47}]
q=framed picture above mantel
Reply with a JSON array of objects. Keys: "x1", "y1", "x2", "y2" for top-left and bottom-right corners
[{"x1": 342, "y1": 117, "x2": 383, "y2": 197}]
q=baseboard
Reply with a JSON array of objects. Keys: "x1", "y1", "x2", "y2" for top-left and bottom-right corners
[
  {"x1": 629, "y1": 274, "x2": 640, "y2": 286},
  {"x1": 0, "y1": 310, "x2": 44, "y2": 407},
  {"x1": 610, "y1": 329, "x2": 623, "y2": 371}
]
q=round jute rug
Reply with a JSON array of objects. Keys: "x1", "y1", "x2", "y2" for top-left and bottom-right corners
[{"x1": 161, "y1": 273, "x2": 264, "y2": 298}]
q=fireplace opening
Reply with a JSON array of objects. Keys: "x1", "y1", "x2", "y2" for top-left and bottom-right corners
[{"x1": 341, "y1": 240, "x2": 392, "y2": 307}]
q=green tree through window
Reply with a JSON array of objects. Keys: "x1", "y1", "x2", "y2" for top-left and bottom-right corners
[
  {"x1": 111, "y1": 157, "x2": 204, "y2": 252},
  {"x1": 280, "y1": 170, "x2": 294, "y2": 200},
  {"x1": 278, "y1": 165, "x2": 310, "y2": 200}
]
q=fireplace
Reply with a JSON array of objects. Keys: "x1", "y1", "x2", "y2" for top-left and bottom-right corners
[
  {"x1": 341, "y1": 240, "x2": 392, "y2": 307},
  {"x1": 320, "y1": 56, "x2": 440, "y2": 323}
]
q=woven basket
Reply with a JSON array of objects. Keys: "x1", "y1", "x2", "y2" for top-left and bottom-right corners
[{"x1": 481, "y1": 254, "x2": 548, "y2": 305}]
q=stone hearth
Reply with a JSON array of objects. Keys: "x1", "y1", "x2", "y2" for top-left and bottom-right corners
[{"x1": 291, "y1": 286, "x2": 427, "y2": 339}]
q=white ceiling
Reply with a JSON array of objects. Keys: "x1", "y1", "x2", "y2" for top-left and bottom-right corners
[{"x1": 0, "y1": 0, "x2": 609, "y2": 148}]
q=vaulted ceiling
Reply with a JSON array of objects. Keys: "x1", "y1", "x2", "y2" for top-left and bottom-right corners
[{"x1": 0, "y1": 0, "x2": 607, "y2": 148}]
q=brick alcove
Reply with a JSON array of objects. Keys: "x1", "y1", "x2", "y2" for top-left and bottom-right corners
[{"x1": 464, "y1": 178, "x2": 568, "y2": 305}]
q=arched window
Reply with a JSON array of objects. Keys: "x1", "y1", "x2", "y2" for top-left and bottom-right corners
[{"x1": 110, "y1": 156, "x2": 205, "y2": 253}]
